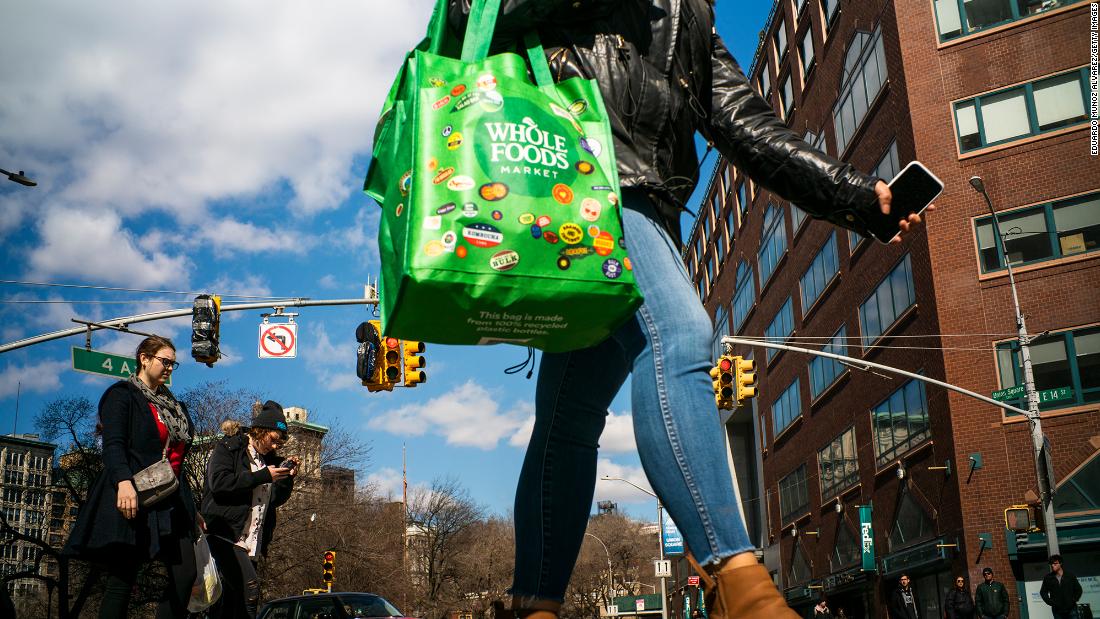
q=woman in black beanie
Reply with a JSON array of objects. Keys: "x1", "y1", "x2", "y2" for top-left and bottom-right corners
[{"x1": 202, "y1": 400, "x2": 297, "y2": 618}]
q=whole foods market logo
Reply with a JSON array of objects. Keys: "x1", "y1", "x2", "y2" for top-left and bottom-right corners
[{"x1": 475, "y1": 99, "x2": 589, "y2": 195}]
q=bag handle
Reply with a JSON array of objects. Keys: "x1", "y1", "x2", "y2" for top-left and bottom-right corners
[
  {"x1": 523, "y1": 32, "x2": 554, "y2": 88},
  {"x1": 458, "y1": 0, "x2": 556, "y2": 89}
]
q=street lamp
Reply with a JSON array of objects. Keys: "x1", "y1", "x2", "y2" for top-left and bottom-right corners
[
  {"x1": 969, "y1": 175, "x2": 1058, "y2": 557},
  {"x1": 0, "y1": 168, "x2": 37, "y2": 187},
  {"x1": 600, "y1": 476, "x2": 669, "y2": 619},
  {"x1": 585, "y1": 532, "x2": 615, "y2": 615}
]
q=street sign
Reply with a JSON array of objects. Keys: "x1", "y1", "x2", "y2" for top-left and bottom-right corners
[
  {"x1": 654, "y1": 559, "x2": 671, "y2": 578},
  {"x1": 859, "y1": 505, "x2": 876, "y2": 572},
  {"x1": 635, "y1": 599, "x2": 645, "y2": 612},
  {"x1": 687, "y1": 576, "x2": 700, "y2": 586},
  {"x1": 1039, "y1": 386, "x2": 1073, "y2": 404},
  {"x1": 71, "y1": 347, "x2": 170, "y2": 385},
  {"x1": 259, "y1": 323, "x2": 298, "y2": 359},
  {"x1": 661, "y1": 511, "x2": 683, "y2": 556},
  {"x1": 991, "y1": 385, "x2": 1025, "y2": 401}
]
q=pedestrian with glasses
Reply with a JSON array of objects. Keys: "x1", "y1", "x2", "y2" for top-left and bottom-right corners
[
  {"x1": 944, "y1": 575, "x2": 975, "y2": 619},
  {"x1": 64, "y1": 335, "x2": 199, "y2": 618}
]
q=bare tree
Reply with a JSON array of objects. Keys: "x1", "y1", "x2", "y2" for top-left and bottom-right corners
[{"x1": 562, "y1": 513, "x2": 659, "y2": 619}]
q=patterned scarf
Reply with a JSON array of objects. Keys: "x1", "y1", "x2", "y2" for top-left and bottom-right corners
[{"x1": 129, "y1": 374, "x2": 192, "y2": 446}]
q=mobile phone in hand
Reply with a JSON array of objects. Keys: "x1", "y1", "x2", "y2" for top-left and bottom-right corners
[
  {"x1": 279, "y1": 458, "x2": 298, "y2": 471},
  {"x1": 867, "y1": 161, "x2": 944, "y2": 244}
]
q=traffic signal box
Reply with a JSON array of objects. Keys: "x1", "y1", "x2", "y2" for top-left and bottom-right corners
[
  {"x1": 1005, "y1": 504, "x2": 1041, "y2": 532},
  {"x1": 191, "y1": 294, "x2": 222, "y2": 367},
  {"x1": 322, "y1": 550, "x2": 336, "y2": 591},
  {"x1": 358, "y1": 321, "x2": 391, "y2": 392},
  {"x1": 711, "y1": 356, "x2": 735, "y2": 410},
  {"x1": 403, "y1": 341, "x2": 426, "y2": 387},
  {"x1": 381, "y1": 335, "x2": 403, "y2": 387},
  {"x1": 734, "y1": 356, "x2": 757, "y2": 405}
]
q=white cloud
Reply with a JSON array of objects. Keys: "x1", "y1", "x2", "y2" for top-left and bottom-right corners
[
  {"x1": 593, "y1": 459, "x2": 654, "y2": 505},
  {"x1": 368, "y1": 381, "x2": 532, "y2": 450},
  {"x1": 317, "y1": 274, "x2": 339, "y2": 289},
  {"x1": 366, "y1": 467, "x2": 404, "y2": 501},
  {"x1": 601, "y1": 409, "x2": 637, "y2": 453},
  {"x1": 0, "y1": 0, "x2": 433, "y2": 221},
  {"x1": 0, "y1": 359, "x2": 70, "y2": 399},
  {"x1": 195, "y1": 218, "x2": 312, "y2": 255},
  {"x1": 27, "y1": 207, "x2": 191, "y2": 289}
]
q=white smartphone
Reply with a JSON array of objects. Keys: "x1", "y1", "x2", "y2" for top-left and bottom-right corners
[{"x1": 867, "y1": 161, "x2": 944, "y2": 244}]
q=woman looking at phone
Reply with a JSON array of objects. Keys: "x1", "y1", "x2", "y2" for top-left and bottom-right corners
[{"x1": 202, "y1": 401, "x2": 297, "y2": 618}]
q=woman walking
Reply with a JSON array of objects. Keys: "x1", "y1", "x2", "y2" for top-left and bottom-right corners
[
  {"x1": 64, "y1": 335, "x2": 197, "y2": 618},
  {"x1": 202, "y1": 401, "x2": 297, "y2": 618}
]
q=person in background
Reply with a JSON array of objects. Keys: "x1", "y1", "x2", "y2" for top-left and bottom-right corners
[
  {"x1": 812, "y1": 596, "x2": 832, "y2": 619},
  {"x1": 974, "y1": 567, "x2": 1009, "y2": 619},
  {"x1": 944, "y1": 575, "x2": 975, "y2": 619},
  {"x1": 63, "y1": 335, "x2": 198, "y2": 618},
  {"x1": 888, "y1": 574, "x2": 921, "y2": 619},
  {"x1": 202, "y1": 401, "x2": 297, "y2": 618},
  {"x1": 1040, "y1": 554, "x2": 1083, "y2": 619}
]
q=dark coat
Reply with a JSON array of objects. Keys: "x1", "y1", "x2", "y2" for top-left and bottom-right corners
[
  {"x1": 974, "y1": 580, "x2": 1009, "y2": 617},
  {"x1": 1040, "y1": 570, "x2": 1082, "y2": 614},
  {"x1": 944, "y1": 587, "x2": 975, "y2": 619},
  {"x1": 200, "y1": 433, "x2": 294, "y2": 557},
  {"x1": 446, "y1": 0, "x2": 880, "y2": 247},
  {"x1": 63, "y1": 380, "x2": 197, "y2": 559},
  {"x1": 888, "y1": 586, "x2": 920, "y2": 619}
]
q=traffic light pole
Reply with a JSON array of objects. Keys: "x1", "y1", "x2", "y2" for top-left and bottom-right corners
[{"x1": 0, "y1": 295, "x2": 379, "y2": 354}]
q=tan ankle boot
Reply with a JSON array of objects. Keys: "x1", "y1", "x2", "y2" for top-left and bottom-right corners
[{"x1": 687, "y1": 553, "x2": 799, "y2": 619}]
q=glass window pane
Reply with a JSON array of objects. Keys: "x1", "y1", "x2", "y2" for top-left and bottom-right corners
[
  {"x1": 776, "y1": 25, "x2": 788, "y2": 57},
  {"x1": 981, "y1": 88, "x2": 1031, "y2": 144},
  {"x1": 936, "y1": 0, "x2": 964, "y2": 37},
  {"x1": 997, "y1": 346, "x2": 1018, "y2": 388},
  {"x1": 956, "y1": 101, "x2": 981, "y2": 150},
  {"x1": 862, "y1": 293, "x2": 881, "y2": 344},
  {"x1": 801, "y1": 31, "x2": 815, "y2": 76},
  {"x1": 864, "y1": 45, "x2": 883, "y2": 103},
  {"x1": 782, "y1": 75, "x2": 794, "y2": 114},
  {"x1": 1074, "y1": 330, "x2": 1100, "y2": 393},
  {"x1": 963, "y1": 0, "x2": 1014, "y2": 31},
  {"x1": 1000, "y1": 209, "x2": 1051, "y2": 264},
  {"x1": 976, "y1": 220, "x2": 1002, "y2": 270},
  {"x1": 1033, "y1": 72, "x2": 1086, "y2": 131},
  {"x1": 1029, "y1": 337, "x2": 1071, "y2": 393},
  {"x1": 1053, "y1": 194, "x2": 1100, "y2": 256}
]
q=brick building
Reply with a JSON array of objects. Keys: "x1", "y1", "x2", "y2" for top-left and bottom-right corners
[{"x1": 683, "y1": 0, "x2": 1097, "y2": 617}]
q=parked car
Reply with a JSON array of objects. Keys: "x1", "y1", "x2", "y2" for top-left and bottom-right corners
[{"x1": 257, "y1": 592, "x2": 410, "y2": 619}]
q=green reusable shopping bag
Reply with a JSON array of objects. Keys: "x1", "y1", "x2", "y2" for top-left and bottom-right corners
[{"x1": 364, "y1": 0, "x2": 642, "y2": 352}]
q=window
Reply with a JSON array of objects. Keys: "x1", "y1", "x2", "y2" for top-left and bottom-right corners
[
  {"x1": 875, "y1": 140, "x2": 900, "y2": 181},
  {"x1": 715, "y1": 231, "x2": 726, "y2": 265},
  {"x1": 823, "y1": 0, "x2": 841, "y2": 27},
  {"x1": 832, "y1": 523, "x2": 861, "y2": 571},
  {"x1": 799, "y1": 28, "x2": 816, "y2": 78},
  {"x1": 1055, "y1": 449, "x2": 1100, "y2": 513},
  {"x1": 791, "y1": 204, "x2": 808, "y2": 232},
  {"x1": 732, "y1": 262, "x2": 755, "y2": 332},
  {"x1": 800, "y1": 233, "x2": 839, "y2": 311},
  {"x1": 789, "y1": 543, "x2": 812, "y2": 584},
  {"x1": 779, "y1": 464, "x2": 809, "y2": 521},
  {"x1": 954, "y1": 68, "x2": 1088, "y2": 152},
  {"x1": 859, "y1": 254, "x2": 916, "y2": 346},
  {"x1": 712, "y1": 305, "x2": 730, "y2": 360},
  {"x1": 775, "y1": 22, "x2": 788, "y2": 59},
  {"x1": 934, "y1": 0, "x2": 1085, "y2": 41},
  {"x1": 765, "y1": 298, "x2": 796, "y2": 362},
  {"x1": 889, "y1": 486, "x2": 934, "y2": 550},
  {"x1": 819, "y1": 427, "x2": 859, "y2": 498},
  {"x1": 759, "y1": 204, "x2": 788, "y2": 285},
  {"x1": 795, "y1": 0, "x2": 808, "y2": 15},
  {"x1": 780, "y1": 73, "x2": 794, "y2": 117},
  {"x1": 697, "y1": 277, "x2": 706, "y2": 301},
  {"x1": 849, "y1": 229, "x2": 868, "y2": 253},
  {"x1": 726, "y1": 207, "x2": 735, "y2": 243},
  {"x1": 738, "y1": 182, "x2": 748, "y2": 219},
  {"x1": 871, "y1": 378, "x2": 930, "y2": 465},
  {"x1": 706, "y1": 253, "x2": 715, "y2": 285},
  {"x1": 996, "y1": 326, "x2": 1100, "y2": 415},
  {"x1": 834, "y1": 29, "x2": 887, "y2": 154},
  {"x1": 773, "y1": 377, "x2": 802, "y2": 435},
  {"x1": 810, "y1": 325, "x2": 848, "y2": 398},
  {"x1": 976, "y1": 192, "x2": 1099, "y2": 272}
]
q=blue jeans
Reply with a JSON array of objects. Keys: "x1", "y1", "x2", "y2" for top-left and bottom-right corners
[{"x1": 511, "y1": 190, "x2": 754, "y2": 604}]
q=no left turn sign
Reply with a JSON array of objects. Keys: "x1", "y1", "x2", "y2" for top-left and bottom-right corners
[{"x1": 259, "y1": 323, "x2": 298, "y2": 359}]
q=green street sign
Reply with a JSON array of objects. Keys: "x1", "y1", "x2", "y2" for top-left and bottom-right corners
[
  {"x1": 1039, "y1": 386, "x2": 1073, "y2": 403},
  {"x1": 71, "y1": 347, "x2": 170, "y2": 385},
  {"x1": 991, "y1": 385, "x2": 1025, "y2": 401}
]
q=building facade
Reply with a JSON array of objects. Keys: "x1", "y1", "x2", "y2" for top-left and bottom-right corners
[
  {"x1": 0, "y1": 434, "x2": 58, "y2": 598},
  {"x1": 684, "y1": 0, "x2": 1097, "y2": 617}
]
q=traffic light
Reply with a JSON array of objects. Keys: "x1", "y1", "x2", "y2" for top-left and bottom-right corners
[
  {"x1": 710, "y1": 356, "x2": 735, "y2": 410},
  {"x1": 1005, "y1": 504, "x2": 1040, "y2": 532},
  {"x1": 379, "y1": 334, "x2": 403, "y2": 388},
  {"x1": 191, "y1": 294, "x2": 222, "y2": 367},
  {"x1": 403, "y1": 340, "x2": 426, "y2": 387},
  {"x1": 322, "y1": 550, "x2": 336, "y2": 590},
  {"x1": 734, "y1": 356, "x2": 757, "y2": 404},
  {"x1": 356, "y1": 321, "x2": 383, "y2": 388}
]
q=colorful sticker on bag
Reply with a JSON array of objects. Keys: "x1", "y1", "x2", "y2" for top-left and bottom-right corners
[
  {"x1": 543, "y1": 230, "x2": 559, "y2": 244},
  {"x1": 530, "y1": 225, "x2": 543, "y2": 239},
  {"x1": 480, "y1": 182, "x2": 509, "y2": 201},
  {"x1": 424, "y1": 240, "x2": 445, "y2": 257},
  {"x1": 437, "y1": 202, "x2": 457, "y2": 215},
  {"x1": 452, "y1": 92, "x2": 482, "y2": 112},
  {"x1": 447, "y1": 175, "x2": 475, "y2": 191},
  {"x1": 580, "y1": 137, "x2": 602, "y2": 157},
  {"x1": 423, "y1": 215, "x2": 442, "y2": 230},
  {"x1": 463, "y1": 223, "x2": 503, "y2": 248},
  {"x1": 536, "y1": 215, "x2": 552, "y2": 228},
  {"x1": 580, "y1": 198, "x2": 602, "y2": 222},
  {"x1": 575, "y1": 161, "x2": 594, "y2": 175},
  {"x1": 552, "y1": 184, "x2": 574, "y2": 205},
  {"x1": 442, "y1": 231, "x2": 457, "y2": 250},
  {"x1": 432, "y1": 95, "x2": 451, "y2": 110},
  {"x1": 432, "y1": 167, "x2": 455, "y2": 184},
  {"x1": 490, "y1": 250, "x2": 520, "y2": 272},
  {"x1": 447, "y1": 132, "x2": 464, "y2": 150},
  {"x1": 462, "y1": 203, "x2": 479, "y2": 217},
  {"x1": 569, "y1": 100, "x2": 589, "y2": 116},
  {"x1": 594, "y1": 231, "x2": 615, "y2": 256},
  {"x1": 476, "y1": 74, "x2": 498, "y2": 90},
  {"x1": 587, "y1": 225, "x2": 601, "y2": 238},
  {"x1": 428, "y1": 77, "x2": 446, "y2": 87},
  {"x1": 602, "y1": 258, "x2": 623, "y2": 279},
  {"x1": 399, "y1": 170, "x2": 412, "y2": 196},
  {"x1": 518, "y1": 213, "x2": 535, "y2": 225},
  {"x1": 560, "y1": 245, "x2": 594, "y2": 260},
  {"x1": 559, "y1": 223, "x2": 583, "y2": 245},
  {"x1": 450, "y1": 84, "x2": 467, "y2": 96},
  {"x1": 480, "y1": 90, "x2": 503, "y2": 112}
]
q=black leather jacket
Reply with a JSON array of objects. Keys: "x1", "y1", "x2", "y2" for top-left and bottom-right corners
[{"x1": 449, "y1": 0, "x2": 880, "y2": 246}]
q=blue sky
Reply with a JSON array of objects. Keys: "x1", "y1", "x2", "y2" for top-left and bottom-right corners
[{"x1": 0, "y1": 0, "x2": 772, "y2": 522}]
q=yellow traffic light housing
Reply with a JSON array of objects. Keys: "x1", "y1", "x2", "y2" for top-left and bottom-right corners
[
  {"x1": 1005, "y1": 504, "x2": 1040, "y2": 532},
  {"x1": 734, "y1": 356, "x2": 757, "y2": 404},
  {"x1": 322, "y1": 550, "x2": 336, "y2": 591},
  {"x1": 191, "y1": 294, "x2": 222, "y2": 367},
  {"x1": 381, "y1": 336, "x2": 402, "y2": 387},
  {"x1": 711, "y1": 356, "x2": 735, "y2": 410},
  {"x1": 363, "y1": 321, "x2": 396, "y2": 392},
  {"x1": 403, "y1": 341, "x2": 426, "y2": 387}
]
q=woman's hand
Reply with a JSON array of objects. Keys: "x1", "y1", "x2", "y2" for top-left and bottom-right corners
[
  {"x1": 267, "y1": 465, "x2": 292, "y2": 481},
  {"x1": 117, "y1": 480, "x2": 138, "y2": 519},
  {"x1": 875, "y1": 180, "x2": 935, "y2": 244}
]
